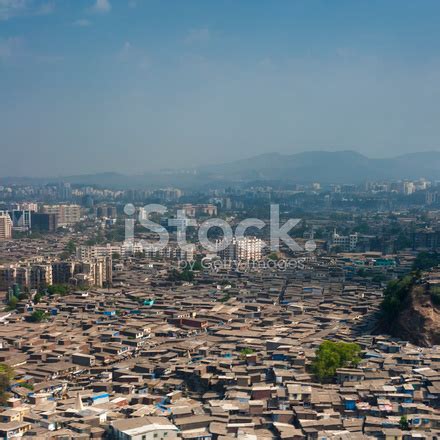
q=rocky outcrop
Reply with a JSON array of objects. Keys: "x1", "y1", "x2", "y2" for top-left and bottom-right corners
[{"x1": 386, "y1": 283, "x2": 440, "y2": 347}]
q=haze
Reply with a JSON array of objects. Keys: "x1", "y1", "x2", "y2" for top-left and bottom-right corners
[{"x1": 1, "y1": 0, "x2": 440, "y2": 177}]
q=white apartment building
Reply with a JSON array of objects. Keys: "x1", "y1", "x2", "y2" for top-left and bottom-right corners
[
  {"x1": 217, "y1": 236, "x2": 264, "y2": 261},
  {"x1": 77, "y1": 241, "x2": 194, "y2": 261},
  {"x1": 331, "y1": 230, "x2": 358, "y2": 252}
]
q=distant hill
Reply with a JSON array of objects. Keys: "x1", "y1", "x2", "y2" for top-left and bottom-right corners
[
  {"x1": 2, "y1": 150, "x2": 439, "y2": 187},
  {"x1": 199, "y1": 150, "x2": 440, "y2": 183}
]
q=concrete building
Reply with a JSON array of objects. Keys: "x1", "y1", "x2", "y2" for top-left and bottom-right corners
[
  {"x1": 217, "y1": 236, "x2": 264, "y2": 261},
  {"x1": 29, "y1": 264, "x2": 53, "y2": 290},
  {"x1": 0, "y1": 257, "x2": 112, "y2": 290},
  {"x1": 77, "y1": 242, "x2": 193, "y2": 261},
  {"x1": 111, "y1": 416, "x2": 179, "y2": 440},
  {"x1": 0, "y1": 213, "x2": 13, "y2": 240},
  {"x1": 330, "y1": 230, "x2": 358, "y2": 252},
  {"x1": 41, "y1": 205, "x2": 81, "y2": 226},
  {"x1": 0, "y1": 210, "x2": 32, "y2": 232},
  {"x1": 30, "y1": 212, "x2": 58, "y2": 232}
]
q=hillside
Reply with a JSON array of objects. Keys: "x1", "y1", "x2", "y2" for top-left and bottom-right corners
[
  {"x1": 380, "y1": 272, "x2": 440, "y2": 347},
  {"x1": 2, "y1": 150, "x2": 440, "y2": 186},
  {"x1": 200, "y1": 150, "x2": 440, "y2": 183}
]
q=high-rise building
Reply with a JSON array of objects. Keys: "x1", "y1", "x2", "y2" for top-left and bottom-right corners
[
  {"x1": 57, "y1": 182, "x2": 72, "y2": 200},
  {"x1": 31, "y1": 212, "x2": 58, "y2": 232},
  {"x1": 403, "y1": 181, "x2": 415, "y2": 195},
  {"x1": 0, "y1": 210, "x2": 32, "y2": 231},
  {"x1": 0, "y1": 258, "x2": 112, "y2": 290},
  {"x1": 96, "y1": 205, "x2": 117, "y2": 218},
  {"x1": 330, "y1": 230, "x2": 359, "y2": 252},
  {"x1": 29, "y1": 264, "x2": 52, "y2": 290},
  {"x1": 0, "y1": 214, "x2": 12, "y2": 240},
  {"x1": 217, "y1": 236, "x2": 264, "y2": 261},
  {"x1": 41, "y1": 204, "x2": 81, "y2": 226},
  {"x1": 19, "y1": 202, "x2": 38, "y2": 212},
  {"x1": 51, "y1": 261, "x2": 75, "y2": 284},
  {"x1": 0, "y1": 266, "x2": 16, "y2": 289}
]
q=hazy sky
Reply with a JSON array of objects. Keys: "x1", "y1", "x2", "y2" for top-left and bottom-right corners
[{"x1": 1, "y1": 0, "x2": 440, "y2": 177}]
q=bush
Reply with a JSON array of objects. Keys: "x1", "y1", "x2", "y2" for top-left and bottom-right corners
[
  {"x1": 0, "y1": 364, "x2": 14, "y2": 404},
  {"x1": 312, "y1": 340, "x2": 361, "y2": 382},
  {"x1": 46, "y1": 285, "x2": 69, "y2": 296},
  {"x1": 240, "y1": 348, "x2": 255, "y2": 356},
  {"x1": 412, "y1": 252, "x2": 440, "y2": 271},
  {"x1": 6, "y1": 296, "x2": 18, "y2": 311},
  {"x1": 28, "y1": 310, "x2": 48, "y2": 323},
  {"x1": 380, "y1": 275, "x2": 415, "y2": 321},
  {"x1": 168, "y1": 269, "x2": 194, "y2": 283},
  {"x1": 399, "y1": 415, "x2": 409, "y2": 430},
  {"x1": 430, "y1": 287, "x2": 440, "y2": 306}
]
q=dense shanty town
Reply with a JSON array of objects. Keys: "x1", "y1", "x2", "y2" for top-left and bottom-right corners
[{"x1": 1, "y1": 181, "x2": 440, "y2": 439}]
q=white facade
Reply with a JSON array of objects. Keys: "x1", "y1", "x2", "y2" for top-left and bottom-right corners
[
  {"x1": 111, "y1": 417, "x2": 179, "y2": 440},
  {"x1": 217, "y1": 236, "x2": 264, "y2": 261}
]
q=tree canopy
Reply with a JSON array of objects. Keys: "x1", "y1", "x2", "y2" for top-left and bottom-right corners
[
  {"x1": 412, "y1": 251, "x2": 440, "y2": 272},
  {"x1": 0, "y1": 363, "x2": 14, "y2": 404},
  {"x1": 28, "y1": 310, "x2": 49, "y2": 323},
  {"x1": 312, "y1": 340, "x2": 361, "y2": 382},
  {"x1": 380, "y1": 274, "x2": 415, "y2": 322}
]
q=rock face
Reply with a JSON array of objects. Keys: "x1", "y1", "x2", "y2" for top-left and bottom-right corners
[{"x1": 388, "y1": 284, "x2": 440, "y2": 347}]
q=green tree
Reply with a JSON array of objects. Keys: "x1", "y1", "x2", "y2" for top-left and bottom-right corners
[
  {"x1": 28, "y1": 310, "x2": 48, "y2": 323},
  {"x1": 66, "y1": 240, "x2": 76, "y2": 254},
  {"x1": 412, "y1": 252, "x2": 440, "y2": 271},
  {"x1": 191, "y1": 260, "x2": 203, "y2": 271},
  {"x1": 6, "y1": 296, "x2": 18, "y2": 311},
  {"x1": 399, "y1": 415, "x2": 409, "y2": 430},
  {"x1": 430, "y1": 287, "x2": 440, "y2": 306},
  {"x1": 312, "y1": 340, "x2": 361, "y2": 382},
  {"x1": 380, "y1": 275, "x2": 415, "y2": 321},
  {"x1": 46, "y1": 284, "x2": 69, "y2": 296},
  {"x1": 219, "y1": 293, "x2": 231, "y2": 303},
  {"x1": 167, "y1": 269, "x2": 195, "y2": 283},
  {"x1": 239, "y1": 348, "x2": 255, "y2": 356},
  {"x1": 0, "y1": 363, "x2": 14, "y2": 404},
  {"x1": 267, "y1": 252, "x2": 280, "y2": 261},
  {"x1": 60, "y1": 240, "x2": 76, "y2": 260},
  {"x1": 33, "y1": 293, "x2": 43, "y2": 304}
]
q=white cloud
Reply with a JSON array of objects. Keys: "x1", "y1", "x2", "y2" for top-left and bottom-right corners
[
  {"x1": 91, "y1": 0, "x2": 111, "y2": 13},
  {"x1": 0, "y1": 0, "x2": 29, "y2": 20},
  {"x1": 0, "y1": 0, "x2": 54, "y2": 20},
  {"x1": 0, "y1": 36, "x2": 62, "y2": 65},
  {"x1": 73, "y1": 18, "x2": 91, "y2": 27},
  {"x1": 117, "y1": 41, "x2": 151, "y2": 70},
  {"x1": 118, "y1": 41, "x2": 132, "y2": 58},
  {"x1": 36, "y1": 1, "x2": 54, "y2": 16},
  {"x1": 184, "y1": 27, "x2": 210, "y2": 45},
  {"x1": 0, "y1": 36, "x2": 22, "y2": 60}
]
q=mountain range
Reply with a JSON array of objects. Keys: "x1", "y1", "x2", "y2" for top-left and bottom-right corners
[
  {"x1": 1, "y1": 150, "x2": 439, "y2": 187},
  {"x1": 198, "y1": 150, "x2": 440, "y2": 184}
]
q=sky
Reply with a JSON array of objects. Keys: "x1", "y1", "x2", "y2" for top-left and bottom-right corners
[{"x1": 1, "y1": 0, "x2": 440, "y2": 177}]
